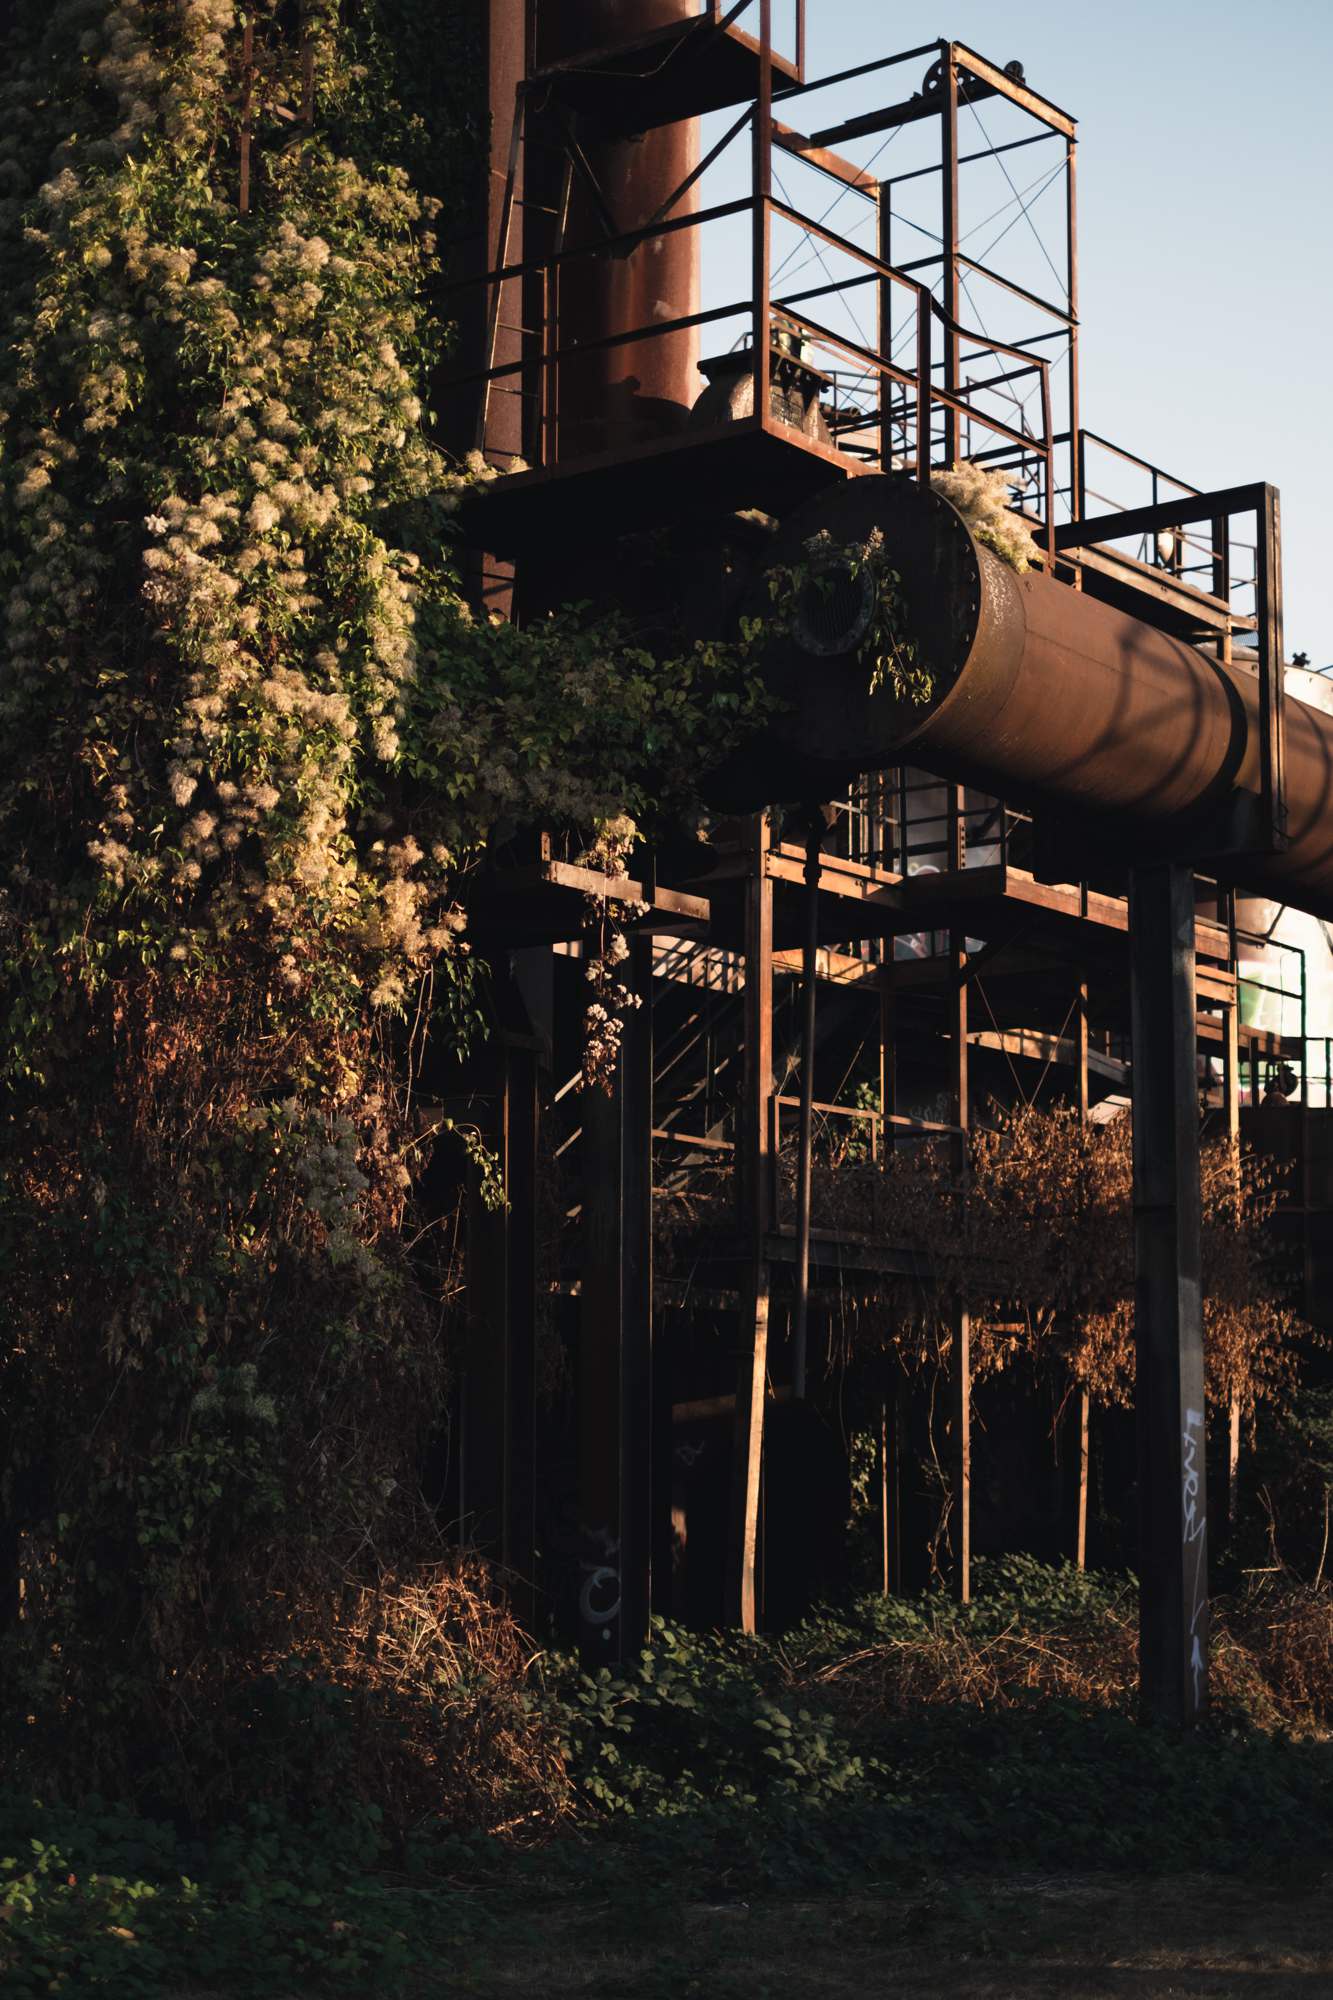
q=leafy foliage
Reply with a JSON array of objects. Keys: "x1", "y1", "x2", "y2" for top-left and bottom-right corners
[
  {"x1": 0, "y1": 1796, "x2": 478, "y2": 1995},
  {"x1": 6, "y1": 1560, "x2": 1333, "y2": 1990},
  {"x1": 766, "y1": 524, "x2": 931, "y2": 706},
  {"x1": 0, "y1": 0, "x2": 764, "y2": 1795},
  {"x1": 550, "y1": 1624, "x2": 880, "y2": 1821}
]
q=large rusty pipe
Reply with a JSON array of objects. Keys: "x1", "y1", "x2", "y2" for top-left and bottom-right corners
[
  {"x1": 534, "y1": 0, "x2": 701, "y2": 456},
  {"x1": 735, "y1": 476, "x2": 1333, "y2": 918}
]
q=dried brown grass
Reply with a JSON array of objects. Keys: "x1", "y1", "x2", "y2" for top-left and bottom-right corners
[
  {"x1": 1220, "y1": 1579, "x2": 1333, "y2": 1730},
  {"x1": 326, "y1": 1563, "x2": 565, "y2": 1830},
  {"x1": 802, "y1": 1611, "x2": 1141, "y2": 1721},
  {"x1": 191, "y1": 1565, "x2": 1333, "y2": 1840},
  {"x1": 219, "y1": 1556, "x2": 571, "y2": 1839},
  {"x1": 790, "y1": 1584, "x2": 1333, "y2": 1738}
]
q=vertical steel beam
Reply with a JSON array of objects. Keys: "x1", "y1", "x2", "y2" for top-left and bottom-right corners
[
  {"x1": 1075, "y1": 973, "x2": 1090, "y2": 1569},
  {"x1": 950, "y1": 1291, "x2": 972, "y2": 1601},
  {"x1": 461, "y1": 1031, "x2": 538, "y2": 1608},
  {"x1": 621, "y1": 930, "x2": 655, "y2": 1648},
  {"x1": 1222, "y1": 998, "x2": 1242, "y2": 1528},
  {"x1": 752, "y1": 0, "x2": 773, "y2": 431},
  {"x1": 876, "y1": 179, "x2": 891, "y2": 475},
  {"x1": 477, "y1": 83, "x2": 526, "y2": 455},
  {"x1": 1222, "y1": 1001, "x2": 1240, "y2": 1146},
  {"x1": 1065, "y1": 136, "x2": 1080, "y2": 518},
  {"x1": 879, "y1": 956, "x2": 897, "y2": 1156},
  {"x1": 1075, "y1": 1388, "x2": 1091, "y2": 1571},
  {"x1": 948, "y1": 785, "x2": 970, "y2": 1603},
  {"x1": 505, "y1": 1039, "x2": 539, "y2": 1624},
  {"x1": 729, "y1": 815, "x2": 774, "y2": 1631},
  {"x1": 462, "y1": 1082, "x2": 509, "y2": 1557},
  {"x1": 578, "y1": 1045, "x2": 622, "y2": 1664},
  {"x1": 791, "y1": 842, "x2": 818, "y2": 1399},
  {"x1": 1256, "y1": 487, "x2": 1287, "y2": 847},
  {"x1": 885, "y1": 1383, "x2": 904, "y2": 1594},
  {"x1": 793, "y1": 807, "x2": 832, "y2": 1399},
  {"x1": 578, "y1": 931, "x2": 655, "y2": 1664},
  {"x1": 940, "y1": 44, "x2": 961, "y2": 466},
  {"x1": 1212, "y1": 515, "x2": 1232, "y2": 663},
  {"x1": 651, "y1": 1303, "x2": 676, "y2": 1618},
  {"x1": 1074, "y1": 974, "x2": 1090, "y2": 1124},
  {"x1": 1129, "y1": 860, "x2": 1208, "y2": 1725},
  {"x1": 915, "y1": 288, "x2": 932, "y2": 481}
]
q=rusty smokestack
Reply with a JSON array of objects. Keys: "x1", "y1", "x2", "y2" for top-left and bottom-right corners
[
  {"x1": 441, "y1": 1, "x2": 527, "y2": 466},
  {"x1": 533, "y1": 0, "x2": 701, "y2": 456}
]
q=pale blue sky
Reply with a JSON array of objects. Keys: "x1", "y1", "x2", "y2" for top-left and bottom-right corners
[{"x1": 794, "y1": 2, "x2": 1333, "y2": 658}]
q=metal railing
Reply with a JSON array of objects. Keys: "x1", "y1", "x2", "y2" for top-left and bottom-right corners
[{"x1": 450, "y1": 18, "x2": 1060, "y2": 545}]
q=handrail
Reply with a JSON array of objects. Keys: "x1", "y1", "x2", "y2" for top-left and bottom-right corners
[
  {"x1": 456, "y1": 27, "x2": 1059, "y2": 528},
  {"x1": 441, "y1": 193, "x2": 755, "y2": 298}
]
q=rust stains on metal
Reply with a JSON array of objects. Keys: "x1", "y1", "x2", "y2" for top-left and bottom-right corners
[
  {"x1": 730, "y1": 474, "x2": 1333, "y2": 917},
  {"x1": 533, "y1": 1, "x2": 701, "y2": 458}
]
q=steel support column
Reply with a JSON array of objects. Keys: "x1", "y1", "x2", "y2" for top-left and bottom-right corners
[
  {"x1": 1129, "y1": 860, "x2": 1208, "y2": 1725},
  {"x1": 1222, "y1": 998, "x2": 1242, "y2": 1528},
  {"x1": 505, "y1": 1039, "x2": 539, "y2": 1623},
  {"x1": 578, "y1": 934, "x2": 655, "y2": 1664},
  {"x1": 729, "y1": 815, "x2": 774, "y2": 1631},
  {"x1": 948, "y1": 788, "x2": 970, "y2": 1603},
  {"x1": 462, "y1": 1030, "x2": 539, "y2": 1614},
  {"x1": 940, "y1": 45, "x2": 961, "y2": 465},
  {"x1": 1075, "y1": 972, "x2": 1090, "y2": 1570},
  {"x1": 793, "y1": 804, "x2": 834, "y2": 1400}
]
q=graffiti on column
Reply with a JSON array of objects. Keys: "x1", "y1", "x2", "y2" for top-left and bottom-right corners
[
  {"x1": 579, "y1": 1523, "x2": 621, "y2": 1646},
  {"x1": 1182, "y1": 1406, "x2": 1208, "y2": 1709}
]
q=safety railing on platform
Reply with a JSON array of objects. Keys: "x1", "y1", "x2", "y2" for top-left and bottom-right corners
[
  {"x1": 448, "y1": 14, "x2": 1064, "y2": 550},
  {"x1": 1072, "y1": 430, "x2": 1260, "y2": 631}
]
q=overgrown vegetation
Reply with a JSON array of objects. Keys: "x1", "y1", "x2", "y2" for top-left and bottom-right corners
[
  {"x1": 5, "y1": 1558, "x2": 1333, "y2": 1993},
  {"x1": 932, "y1": 460, "x2": 1039, "y2": 572},
  {"x1": 799, "y1": 1103, "x2": 1311, "y2": 1428},
  {"x1": 766, "y1": 524, "x2": 931, "y2": 705},
  {"x1": 0, "y1": 0, "x2": 765, "y2": 1803}
]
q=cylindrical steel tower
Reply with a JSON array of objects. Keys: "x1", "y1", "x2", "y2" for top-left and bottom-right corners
[{"x1": 532, "y1": 0, "x2": 701, "y2": 457}]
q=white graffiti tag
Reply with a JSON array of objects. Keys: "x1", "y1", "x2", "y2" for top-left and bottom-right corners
[
  {"x1": 1182, "y1": 1406, "x2": 1208, "y2": 1709},
  {"x1": 579, "y1": 1524, "x2": 621, "y2": 1638}
]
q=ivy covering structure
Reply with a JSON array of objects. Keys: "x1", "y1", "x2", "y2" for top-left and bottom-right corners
[{"x1": 0, "y1": 0, "x2": 763, "y2": 1795}]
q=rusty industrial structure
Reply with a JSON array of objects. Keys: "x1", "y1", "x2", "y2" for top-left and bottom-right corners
[{"x1": 441, "y1": 1, "x2": 1331, "y2": 1725}]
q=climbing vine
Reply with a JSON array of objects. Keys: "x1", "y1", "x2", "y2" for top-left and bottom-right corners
[
  {"x1": 931, "y1": 461, "x2": 1038, "y2": 573},
  {"x1": 767, "y1": 525, "x2": 931, "y2": 705},
  {"x1": 0, "y1": 0, "x2": 765, "y2": 1790}
]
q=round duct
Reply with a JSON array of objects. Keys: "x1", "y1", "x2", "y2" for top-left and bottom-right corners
[
  {"x1": 704, "y1": 472, "x2": 1333, "y2": 922},
  {"x1": 791, "y1": 548, "x2": 877, "y2": 659}
]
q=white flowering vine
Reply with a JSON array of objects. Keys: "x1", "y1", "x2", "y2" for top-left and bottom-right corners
[
  {"x1": 0, "y1": 0, "x2": 768, "y2": 1748},
  {"x1": 931, "y1": 461, "x2": 1039, "y2": 573}
]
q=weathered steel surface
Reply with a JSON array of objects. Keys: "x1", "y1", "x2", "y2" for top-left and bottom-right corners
[
  {"x1": 444, "y1": 0, "x2": 526, "y2": 457},
  {"x1": 1130, "y1": 860, "x2": 1209, "y2": 1725},
  {"x1": 578, "y1": 928, "x2": 655, "y2": 1666},
  {"x1": 727, "y1": 474, "x2": 1333, "y2": 918},
  {"x1": 534, "y1": 0, "x2": 701, "y2": 458},
  {"x1": 728, "y1": 818, "x2": 774, "y2": 1633}
]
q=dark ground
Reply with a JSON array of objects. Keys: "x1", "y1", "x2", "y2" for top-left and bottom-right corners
[
  {"x1": 171, "y1": 1870, "x2": 1333, "y2": 1998},
  {"x1": 433, "y1": 1872, "x2": 1333, "y2": 1997}
]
